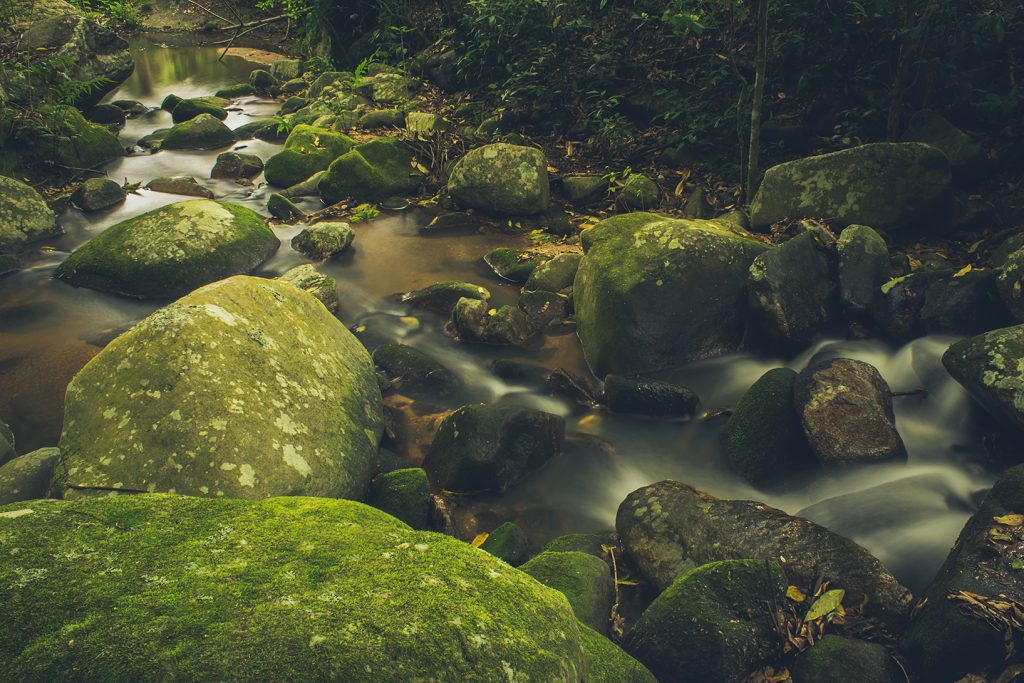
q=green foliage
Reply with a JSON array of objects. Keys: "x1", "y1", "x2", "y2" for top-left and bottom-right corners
[
  {"x1": 69, "y1": 0, "x2": 141, "y2": 27},
  {"x1": 349, "y1": 203, "x2": 381, "y2": 221}
]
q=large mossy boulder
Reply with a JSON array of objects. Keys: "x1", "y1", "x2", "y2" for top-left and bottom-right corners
[
  {"x1": 19, "y1": 105, "x2": 123, "y2": 169},
  {"x1": 0, "y1": 175, "x2": 60, "y2": 253},
  {"x1": 574, "y1": 213, "x2": 769, "y2": 377},
  {"x1": 448, "y1": 143, "x2": 550, "y2": 216},
  {"x1": 0, "y1": 494, "x2": 588, "y2": 681},
  {"x1": 579, "y1": 625, "x2": 658, "y2": 683},
  {"x1": 625, "y1": 559, "x2": 786, "y2": 683},
  {"x1": 55, "y1": 200, "x2": 278, "y2": 299},
  {"x1": 750, "y1": 143, "x2": 951, "y2": 230},
  {"x1": 424, "y1": 403, "x2": 565, "y2": 493},
  {"x1": 318, "y1": 138, "x2": 422, "y2": 203},
  {"x1": 942, "y1": 324, "x2": 1024, "y2": 432},
  {"x1": 520, "y1": 551, "x2": 613, "y2": 634},
  {"x1": 616, "y1": 480, "x2": 912, "y2": 626},
  {"x1": 902, "y1": 464, "x2": 1024, "y2": 681},
  {"x1": 53, "y1": 276, "x2": 384, "y2": 500},
  {"x1": 264, "y1": 124, "x2": 356, "y2": 188},
  {"x1": 170, "y1": 96, "x2": 228, "y2": 123},
  {"x1": 161, "y1": 113, "x2": 237, "y2": 150}
]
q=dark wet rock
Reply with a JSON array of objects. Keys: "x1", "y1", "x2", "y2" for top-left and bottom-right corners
[
  {"x1": 793, "y1": 636, "x2": 902, "y2": 683},
  {"x1": 524, "y1": 253, "x2": 582, "y2": 293},
  {"x1": 214, "y1": 83, "x2": 255, "y2": 98},
  {"x1": 903, "y1": 464, "x2": 1024, "y2": 681},
  {"x1": 248, "y1": 68, "x2": 277, "y2": 92},
  {"x1": 750, "y1": 143, "x2": 951, "y2": 230},
  {"x1": 275, "y1": 263, "x2": 338, "y2": 312},
  {"x1": 996, "y1": 246, "x2": 1024, "y2": 322},
  {"x1": 279, "y1": 171, "x2": 326, "y2": 199},
  {"x1": 903, "y1": 110, "x2": 984, "y2": 180},
  {"x1": 521, "y1": 551, "x2": 613, "y2": 633},
  {"x1": 575, "y1": 213, "x2": 768, "y2": 377},
  {"x1": 0, "y1": 254, "x2": 22, "y2": 275},
  {"x1": 547, "y1": 369, "x2": 602, "y2": 407},
  {"x1": 111, "y1": 99, "x2": 148, "y2": 116},
  {"x1": 0, "y1": 494, "x2": 586, "y2": 680},
  {"x1": 580, "y1": 624, "x2": 658, "y2": 683},
  {"x1": 71, "y1": 177, "x2": 125, "y2": 212},
  {"x1": 795, "y1": 358, "x2": 906, "y2": 466},
  {"x1": 449, "y1": 298, "x2": 536, "y2": 346},
  {"x1": 264, "y1": 124, "x2": 356, "y2": 188},
  {"x1": 53, "y1": 276, "x2": 383, "y2": 500},
  {"x1": 319, "y1": 138, "x2": 422, "y2": 204},
  {"x1": 479, "y1": 521, "x2": 530, "y2": 566},
  {"x1": 424, "y1": 403, "x2": 565, "y2": 493},
  {"x1": 615, "y1": 174, "x2": 660, "y2": 211},
  {"x1": 625, "y1": 559, "x2": 786, "y2": 683},
  {"x1": 145, "y1": 175, "x2": 214, "y2": 199},
  {"x1": 87, "y1": 103, "x2": 125, "y2": 127},
  {"x1": 603, "y1": 375, "x2": 698, "y2": 417},
  {"x1": 943, "y1": 324, "x2": 1024, "y2": 432},
  {"x1": 722, "y1": 368, "x2": 815, "y2": 486},
  {"x1": 278, "y1": 96, "x2": 308, "y2": 116},
  {"x1": 560, "y1": 175, "x2": 607, "y2": 207},
  {"x1": 161, "y1": 93, "x2": 183, "y2": 111},
  {"x1": 837, "y1": 224, "x2": 891, "y2": 315},
  {"x1": 747, "y1": 225, "x2": 837, "y2": 346},
  {"x1": 682, "y1": 186, "x2": 713, "y2": 219},
  {"x1": 372, "y1": 343, "x2": 458, "y2": 395},
  {"x1": 401, "y1": 280, "x2": 490, "y2": 315},
  {"x1": 542, "y1": 532, "x2": 616, "y2": 558},
  {"x1": 161, "y1": 113, "x2": 236, "y2": 150},
  {"x1": 616, "y1": 480, "x2": 913, "y2": 625},
  {"x1": 924, "y1": 192, "x2": 996, "y2": 237},
  {"x1": 358, "y1": 108, "x2": 405, "y2": 129},
  {"x1": 137, "y1": 128, "x2": 170, "y2": 150},
  {"x1": 0, "y1": 447, "x2": 59, "y2": 504},
  {"x1": 0, "y1": 422, "x2": 14, "y2": 466},
  {"x1": 871, "y1": 268, "x2": 952, "y2": 342},
  {"x1": 291, "y1": 221, "x2": 354, "y2": 260},
  {"x1": 491, "y1": 358, "x2": 550, "y2": 385},
  {"x1": 267, "y1": 192, "x2": 302, "y2": 221},
  {"x1": 920, "y1": 269, "x2": 1010, "y2": 335},
  {"x1": 233, "y1": 119, "x2": 287, "y2": 142},
  {"x1": 0, "y1": 175, "x2": 60, "y2": 253},
  {"x1": 55, "y1": 200, "x2": 277, "y2": 299},
  {"x1": 517, "y1": 290, "x2": 570, "y2": 329},
  {"x1": 448, "y1": 143, "x2": 550, "y2": 216},
  {"x1": 420, "y1": 211, "x2": 480, "y2": 235},
  {"x1": 368, "y1": 467, "x2": 431, "y2": 529},
  {"x1": 539, "y1": 206, "x2": 573, "y2": 237},
  {"x1": 210, "y1": 151, "x2": 264, "y2": 180},
  {"x1": 170, "y1": 96, "x2": 229, "y2": 123},
  {"x1": 484, "y1": 247, "x2": 549, "y2": 283}
]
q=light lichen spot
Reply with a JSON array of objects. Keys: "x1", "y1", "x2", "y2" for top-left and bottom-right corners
[
  {"x1": 238, "y1": 464, "x2": 256, "y2": 488},
  {"x1": 282, "y1": 444, "x2": 311, "y2": 477}
]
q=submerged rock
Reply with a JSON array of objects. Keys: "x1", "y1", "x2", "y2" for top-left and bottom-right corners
[
  {"x1": 425, "y1": 403, "x2": 565, "y2": 493},
  {"x1": 0, "y1": 447, "x2": 59, "y2": 504},
  {"x1": 275, "y1": 264, "x2": 338, "y2": 312},
  {"x1": 750, "y1": 143, "x2": 951, "y2": 230},
  {"x1": 603, "y1": 375, "x2": 698, "y2": 417},
  {"x1": 211, "y1": 151, "x2": 264, "y2": 180},
  {"x1": 943, "y1": 324, "x2": 1024, "y2": 432},
  {"x1": 53, "y1": 276, "x2": 384, "y2": 500},
  {"x1": 291, "y1": 221, "x2": 354, "y2": 260},
  {"x1": 449, "y1": 298, "x2": 536, "y2": 346},
  {"x1": 484, "y1": 247, "x2": 548, "y2": 283},
  {"x1": 0, "y1": 494, "x2": 587, "y2": 680},
  {"x1": 264, "y1": 125, "x2": 356, "y2": 188},
  {"x1": 479, "y1": 521, "x2": 530, "y2": 566},
  {"x1": 837, "y1": 224, "x2": 891, "y2": 315},
  {"x1": 372, "y1": 343, "x2": 458, "y2": 395},
  {"x1": 368, "y1": 467, "x2": 431, "y2": 529},
  {"x1": 161, "y1": 113, "x2": 237, "y2": 150},
  {"x1": 794, "y1": 358, "x2": 906, "y2": 466},
  {"x1": 55, "y1": 200, "x2": 277, "y2": 299},
  {"x1": 574, "y1": 213, "x2": 768, "y2": 377},
  {"x1": 616, "y1": 480, "x2": 913, "y2": 625},
  {"x1": 318, "y1": 138, "x2": 422, "y2": 204},
  {"x1": 625, "y1": 559, "x2": 786, "y2": 683},
  {"x1": 145, "y1": 175, "x2": 215, "y2": 199},
  {"x1": 448, "y1": 143, "x2": 550, "y2": 216},
  {"x1": 71, "y1": 177, "x2": 125, "y2": 212},
  {"x1": 521, "y1": 551, "x2": 613, "y2": 634},
  {"x1": 0, "y1": 175, "x2": 60, "y2": 253}
]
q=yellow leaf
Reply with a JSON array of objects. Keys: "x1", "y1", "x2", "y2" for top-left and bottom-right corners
[
  {"x1": 967, "y1": 240, "x2": 983, "y2": 254},
  {"x1": 995, "y1": 514, "x2": 1024, "y2": 527},
  {"x1": 411, "y1": 161, "x2": 430, "y2": 175},
  {"x1": 991, "y1": 529, "x2": 1014, "y2": 542},
  {"x1": 354, "y1": 325, "x2": 366, "y2": 333},
  {"x1": 674, "y1": 178, "x2": 687, "y2": 196},
  {"x1": 786, "y1": 585, "x2": 807, "y2": 603},
  {"x1": 487, "y1": 308, "x2": 497, "y2": 316},
  {"x1": 552, "y1": 14, "x2": 561, "y2": 28},
  {"x1": 547, "y1": 165, "x2": 559, "y2": 173},
  {"x1": 954, "y1": 264, "x2": 973, "y2": 278},
  {"x1": 471, "y1": 533, "x2": 489, "y2": 548}
]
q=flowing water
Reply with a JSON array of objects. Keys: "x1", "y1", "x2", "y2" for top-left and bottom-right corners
[{"x1": 0, "y1": 38, "x2": 997, "y2": 594}]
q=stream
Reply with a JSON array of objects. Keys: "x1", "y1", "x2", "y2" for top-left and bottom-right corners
[{"x1": 0, "y1": 37, "x2": 998, "y2": 594}]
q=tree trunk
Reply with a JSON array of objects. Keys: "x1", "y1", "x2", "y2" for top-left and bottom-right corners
[{"x1": 745, "y1": 0, "x2": 769, "y2": 203}]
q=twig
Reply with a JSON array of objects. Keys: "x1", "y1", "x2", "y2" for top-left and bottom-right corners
[
  {"x1": 891, "y1": 388, "x2": 928, "y2": 399},
  {"x1": 183, "y1": 0, "x2": 232, "y2": 25}
]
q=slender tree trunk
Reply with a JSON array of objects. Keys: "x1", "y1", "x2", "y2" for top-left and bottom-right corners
[{"x1": 745, "y1": 0, "x2": 769, "y2": 203}]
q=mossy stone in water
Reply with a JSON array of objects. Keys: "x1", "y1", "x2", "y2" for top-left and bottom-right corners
[
  {"x1": 263, "y1": 124, "x2": 356, "y2": 188},
  {"x1": 248, "y1": 68, "x2": 277, "y2": 92},
  {"x1": 55, "y1": 200, "x2": 277, "y2": 299},
  {"x1": 400, "y1": 280, "x2": 490, "y2": 314},
  {"x1": 579, "y1": 624, "x2": 658, "y2": 683},
  {"x1": 368, "y1": 467, "x2": 431, "y2": 529},
  {"x1": 210, "y1": 151, "x2": 264, "y2": 180},
  {"x1": 0, "y1": 175, "x2": 59, "y2": 252},
  {"x1": 484, "y1": 247, "x2": 548, "y2": 283},
  {"x1": 214, "y1": 82, "x2": 255, "y2": 98},
  {"x1": 448, "y1": 143, "x2": 550, "y2": 216},
  {"x1": 793, "y1": 635, "x2": 902, "y2": 683},
  {"x1": 542, "y1": 532, "x2": 616, "y2": 558},
  {"x1": 520, "y1": 551, "x2": 613, "y2": 633},
  {"x1": 479, "y1": 521, "x2": 530, "y2": 566},
  {"x1": 28, "y1": 105, "x2": 123, "y2": 169},
  {"x1": 722, "y1": 367, "x2": 815, "y2": 485},
  {"x1": 0, "y1": 495, "x2": 586, "y2": 681},
  {"x1": 268, "y1": 192, "x2": 303, "y2": 221},
  {"x1": 319, "y1": 138, "x2": 422, "y2": 204},
  {"x1": 70, "y1": 177, "x2": 125, "y2": 212},
  {"x1": 233, "y1": 118, "x2": 287, "y2": 142},
  {"x1": 524, "y1": 252, "x2": 582, "y2": 293},
  {"x1": 170, "y1": 96, "x2": 228, "y2": 123},
  {"x1": 276, "y1": 263, "x2": 338, "y2": 312},
  {"x1": 942, "y1": 324, "x2": 1024, "y2": 432},
  {"x1": 53, "y1": 276, "x2": 384, "y2": 500},
  {"x1": 0, "y1": 447, "x2": 59, "y2": 504},
  {"x1": 291, "y1": 221, "x2": 354, "y2": 260},
  {"x1": 372, "y1": 342, "x2": 458, "y2": 395},
  {"x1": 161, "y1": 113, "x2": 237, "y2": 150}
]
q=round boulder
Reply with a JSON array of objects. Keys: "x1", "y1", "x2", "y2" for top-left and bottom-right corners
[
  {"x1": 0, "y1": 175, "x2": 60, "y2": 252},
  {"x1": 448, "y1": 143, "x2": 550, "y2": 216}
]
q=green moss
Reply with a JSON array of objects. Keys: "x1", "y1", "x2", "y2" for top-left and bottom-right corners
[
  {"x1": 542, "y1": 532, "x2": 615, "y2": 557},
  {"x1": 0, "y1": 495, "x2": 586, "y2": 681},
  {"x1": 0, "y1": 175, "x2": 59, "y2": 252},
  {"x1": 578, "y1": 624, "x2": 657, "y2": 683},
  {"x1": 942, "y1": 325, "x2": 1024, "y2": 432},
  {"x1": 793, "y1": 635, "x2": 901, "y2": 683},
  {"x1": 268, "y1": 193, "x2": 302, "y2": 221},
  {"x1": 368, "y1": 468, "x2": 431, "y2": 529},
  {"x1": 21, "y1": 105, "x2": 123, "y2": 169},
  {"x1": 170, "y1": 97, "x2": 228, "y2": 123},
  {"x1": 215, "y1": 83, "x2": 255, "y2": 98},
  {"x1": 162, "y1": 113, "x2": 237, "y2": 150},
  {"x1": 55, "y1": 200, "x2": 278, "y2": 299},
  {"x1": 371, "y1": 343, "x2": 458, "y2": 394},
  {"x1": 480, "y1": 521, "x2": 530, "y2": 567},
  {"x1": 520, "y1": 551, "x2": 612, "y2": 632},
  {"x1": 400, "y1": 280, "x2": 490, "y2": 313},
  {"x1": 448, "y1": 143, "x2": 549, "y2": 216},
  {"x1": 233, "y1": 119, "x2": 288, "y2": 142},
  {"x1": 291, "y1": 222, "x2": 353, "y2": 260},
  {"x1": 264, "y1": 125, "x2": 356, "y2": 188},
  {"x1": 616, "y1": 174, "x2": 659, "y2": 211},
  {"x1": 319, "y1": 138, "x2": 422, "y2": 204},
  {"x1": 484, "y1": 247, "x2": 549, "y2": 283}
]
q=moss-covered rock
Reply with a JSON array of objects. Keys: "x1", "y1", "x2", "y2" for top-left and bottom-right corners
[
  {"x1": 425, "y1": 403, "x2": 565, "y2": 493},
  {"x1": 0, "y1": 175, "x2": 60, "y2": 253},
  {"x1": 575, "y1": 213, "x2": 769, "y2": 377},
  {"x1": 523, "y1": 252, "x2": 582, "y2": 293},
  {"x1": 368, "y1": 467, "x2": 431, "y2": 529},
  {"x1": 604, "y1": 375, "x2": 698, "y2": 417},
  {"x1": 356, "y1": 72, "x2": 419, "y2": 104},
  {"x1": 359, "y1": 108, "x2": 405, "y2": 129},
  {"x1": 22, "y1": 105, "x2": 123, "y2": 169},
  {"x1": 723, "y1": 368, "x2": 815, "y2": 485},
  {"x1": 145, "y1": 175, "x2": 215, "y2": 199},
  {"x1": 270, "y1": 58, "x2": 302, "y2": 82},
  {"x1": 903, "y1": 111, "x2": 984, "y2": 180},
  {"x1": 161, "y1": 113, "x2": 237, "y2": 150},
  {"x1": 579, "y1": 624, "x2": 658, "y2": 683},
  {"x1": 248, "y1": 68, "x2": 277, "y2": 92},
  {"x1": 625, "y1": 559, "x2": 786, "y2": 683},
  {"x1": 0, "y1": 422, "x2": 14, "y2": 467},
  {"x1": 561, "y1": 175, "x2": 608, "y2": 207},
  {"x1": 278, "y1": 96, "x2": 309, "y2": 116},
  {"x1": 400, "y1": 280, "x2": 490, "y2": 314},
  {"x1": 291, "y1": 221, "x2": 354, "y2": 260},
  {"x1": 70, "y1": 177, "x2": 125, "y2": 212},
  {"x1": 0, "y1": 447, "x2": 59, "y2": 504},
  {"x1": 55, "y1": 200, "x2": 277, "y2": 299},
  {"x1": 750, "y1": 142, "x2": 951, "y2": 230},
  {"x1": 996, "y1": 246, "x2": 1024, "y2": 322},
  {"x1": 615, "y1": 173, "x2": 659, "y2": 211},
  {"x1": 920, "y1": 269, "x2": 1010, "y2": 335},
  {"x1": 170, "y1": 96, "x2": 228, "y2": 123},
  {"x1": 542, "y1": 532, "x2": 616, "y2": 557},
  {"x1": 517, "y1": 290, "x2": 570, "y2": 329},
  {"x1": 308, "y1": 71, "x2": 353, "y2": 98},
  {"x1": 837, "y1": 224, "x2": 891, "y2": 315},
  {"x1": 484, "y1": 247, "x2": 549, "y2": 283},
  {"x1": 793, "y1": 636, "x2": 902, "y2": 683},
  {"x1": 210, "y1": 151, "x2": 264, "y2": 180},
  {"x1": 268, "y1": 192, "x2": 302, "y2": 221},
  {"x1": 942, "y1": 324, "x2": 1024, "y2": 432},
  {"x1": 319, "y1": 138, "x2": 422, "y2": 203},
  {"x1": 264, "y1": 125, "x2": 357, "y2": 188},
  {"x1": 372, "y1": 343, "x2": 459, "y2": 395},
  {"x1": 276, "y1": 263, "x2": 338, "y2": 312},
  {"x1": 520, "y1": 551, "x2": 613, "y2": 633},
  {"x1": 405, "y1": 111, "x2": 448, "y2": 135},
  {"x1": 214, "y1": 82, "x2": 255, "y2": 98},
  {"x1": 902, "y1": 464, "x2": 1024, "y2": 681},
  {"x1": 479, "y1": 521, "x2": 530, "y2": 566},
  {"x1": 53, "y1": 276, "x2": 384, "y2": 500},
  {"x1": 233, "y1": 118, "x2": 287, "y2": 142},
  {"x1": 87, "y1": 103, "x2": 125, "y2": 127},
  {"x1": 449, "y1": 298, "x2": 537, "y2": 346},
  {"x1": 448, "y1": 143, "x2": 550, "y2": 216},
  {"x1": 0, "y1": 494, "x2": 587, "y2": 680},
  {"x1": 870, "y1": 267, "x2": 953, "y2": 342}
]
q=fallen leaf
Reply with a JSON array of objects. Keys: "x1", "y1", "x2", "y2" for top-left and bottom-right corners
[
  {"x1": 990, "y1": 529, "x2": 1014, "y2": 542},
  {"x1": 786, "y1": 586, "x2": 807, "y2": 603},
  {"x1": 805, "y1": 589, "x2": 845, "y2": 621},
  {"x1": 954, "y1": 264, "x2": 973, "y2": 278},
  {"x1": 995, "y1": 514, "x2": 1024, "y2": 527},
  {"x1": 470, "y1": 533, "x2": 488, "y2": 548}
]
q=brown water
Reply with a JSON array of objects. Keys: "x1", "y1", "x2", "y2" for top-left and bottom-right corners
[{"x1": 0, "y1": 39, "x2": 997, "y2": 593}]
